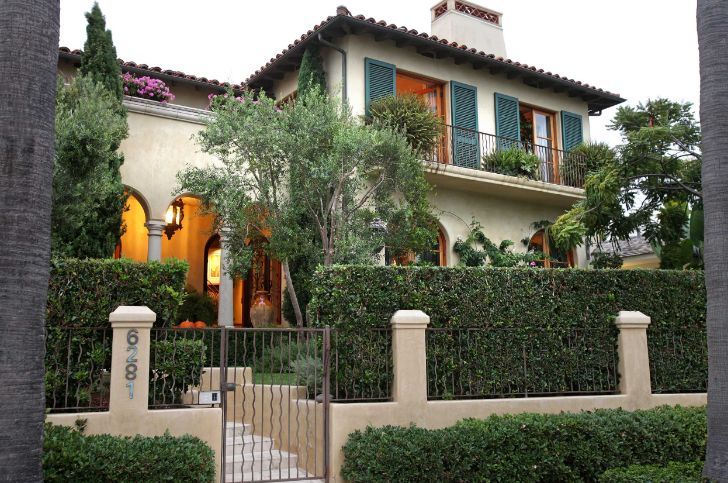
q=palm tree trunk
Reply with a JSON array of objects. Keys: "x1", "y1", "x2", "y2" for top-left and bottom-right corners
[
  {"x1": 0, "y1": 0, "x2": 59, "y2": 480},
  {"x1": 698, "y1": 0, "x2": 728, "y2": 479}
]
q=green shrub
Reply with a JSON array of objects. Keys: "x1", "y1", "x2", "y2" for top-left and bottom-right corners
[
  {"x1": 149, "y1": 338, "x2": 206, "y2": 406},
  {"x1": 591, "y1": 251, "x2": 625, "y2": 269},
  {"x1": 43, "y1": 423, "x2": 215, "y2": 482},
  {"x1": 291, "y1": 355, "x2": 324, "y2": 397},
  {"x1": 368, "y1": 94, "x2": 444, "y2": 155},
  {"x1": 177, "y1": 289, "x2": 217, "y2": 324},
  {"x1": 45, "y1": 258, "x2": 188, "y2": 410},
  {"x1": 311, "y1": 267, "x2": 706, "y2": 397},
  {"x1": 482, "y1": 146, "x2": 541, "y2": 178},
  {"x1": 342, "y1": 406, "x2": 706, "y2": 483},
  {"x1": 599, "y1": 461, "x2": 704, "y2": 482}
]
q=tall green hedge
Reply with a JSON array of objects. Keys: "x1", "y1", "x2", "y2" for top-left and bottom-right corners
[
  {"x1": 311, "y1": 267, "x2": 706, "y2": 397},
  {"x1": 342, "y1": 406, "x2": 707, "y2": 482},
  {"x1": 46, "y1": 258, "x2": 188, "y2": 411},
  {"x1": 47, "y1": 257, "x2": 188, "y2": 327},
  {"x1": 43, "y1": 423, "x2": 215, "y2": 482}
]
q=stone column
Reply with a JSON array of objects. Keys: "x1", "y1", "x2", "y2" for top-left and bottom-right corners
[
  {"x1": 217, "y1": 231, "x2": 234, "y2": 327},
  {"x1": 145, "y1": 219, "x2": 165, "y2": 262},
  {"x1": 108, "y1": 306, "x2": 156, "y2": 415},
  {"x1": 614, "y1": 311, "x2": 652, "y2": 404},
  {"x1": 390, "y1": 310, "x2": 430, "y2": 406}
]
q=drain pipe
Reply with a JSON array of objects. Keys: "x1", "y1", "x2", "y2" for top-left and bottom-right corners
[{"x1": 317, "y1": 33, "x2": 347, "y2": 104}]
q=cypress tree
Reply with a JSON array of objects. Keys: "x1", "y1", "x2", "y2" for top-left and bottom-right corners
[
  {"x1": 297, "y1": 44, "x2": 326, "y2": 95},
  {"x1": 79, "y1": 2, "x2": 123, "y2": 100}
]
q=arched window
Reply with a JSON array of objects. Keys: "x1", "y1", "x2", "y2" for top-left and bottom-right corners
[
  {"x1": 528, "y1": 229, "x2": 573, "y2": 268},
  {"x1": 385, "y1": 228, "x2": 447, "y2": 267}
]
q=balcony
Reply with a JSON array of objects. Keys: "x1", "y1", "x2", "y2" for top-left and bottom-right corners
[{"x1": 425, "y1": 125, "x2": 587, "y2": 189}]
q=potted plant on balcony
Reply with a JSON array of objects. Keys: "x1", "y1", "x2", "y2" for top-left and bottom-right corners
[{"x1": 122, "y1": 73, "x2": 175, "y2": 104}]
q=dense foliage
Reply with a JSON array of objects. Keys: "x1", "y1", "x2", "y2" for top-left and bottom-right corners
[
  {"x1": 342, "y1": 406, "x2": 706, "y2": 482},
  {"x1": 178, "y1": 88, "x2": 436, "y2": 325},
  {"x1": 149, "y1": 338, "x2": 206, "y2": 406},
  {"x1": 590, "y1": 252, "x2": 624, "y2": 269},
  {"x1": 53, "y1": 76, "x2": 128, "y2": 258},
  {"x1": 453, "y1": 221, "x2": 544, "y2": 267},
  {"x1": 368, "y1": 94, "x2": 444, "y2": 155},
  {"x1": 598, "y1": 461, "x2": 704, "y2": 483},
  {"x1": 122, "y1": 73, "x2": 175, "y2": 103},
  {"x1": 43, "y1": 423, "x2": 215, "y2": 482},
  {"x1": 482, "y1": 146, "x2": 540, "y2": 179},
  {"x1": 297, "y1": 44, "x2": 326, "y2": 94},
  {"x1": 47, "y1": 258, "x2": 187, "y2": 328},
  {"x1": 177, "y1": 289, "x2": 217, "y2": 324},
  {"x1": 79, "y1": 2, "x2": 123, "y2": 100},
  {"x1": 551, "y1": 99, "x2": 702, "y2": 258},
  {"x1": 311, "y1": 267, "x2": 706, "y2": 397}
]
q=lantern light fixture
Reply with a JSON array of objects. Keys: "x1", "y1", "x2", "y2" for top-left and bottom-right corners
[{"x1": 164, "y1": 199, "x2": 185, "y2": 240}]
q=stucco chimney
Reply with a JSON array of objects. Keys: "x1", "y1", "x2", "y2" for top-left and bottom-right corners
[{"x1": 430, "y1": 0, "x2": 506, "y2": 58}]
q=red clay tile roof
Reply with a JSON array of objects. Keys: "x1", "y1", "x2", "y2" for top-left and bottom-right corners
[
  {"x1": 244, "y1": 8, "x2": 624, "y2": 113},
  {"x1": 58, "y1": 47, "x2": 243, "y2": 92}
]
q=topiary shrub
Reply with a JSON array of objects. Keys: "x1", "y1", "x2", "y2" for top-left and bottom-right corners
[
  {"x1": 342, "y1": 406, "x2": 706, "y2": 483},
  {"x1": 368, "y1": 94, "x2": 444, "y2": 155},
  {"x1": 482, "y1": 146, "x2": 541, "y2": 179},
  {"x1": 599, "y1": 461, "x2": 705, "y2": 482},
  {"x1": 43, "y1": 423, "x2": 215, "y2": 482}
]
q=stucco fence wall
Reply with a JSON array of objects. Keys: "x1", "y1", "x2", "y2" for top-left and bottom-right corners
[{"x1": 325, "y1": 309, "x2": 706, "y2": 482}]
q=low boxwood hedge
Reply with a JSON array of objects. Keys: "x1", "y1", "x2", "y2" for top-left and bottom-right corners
[
  {"x1": 311, "y1": 267, "x2": 706, "y2": 398},
  {"x1": 341, "y1": 406, "x2": 706, "y2": 482},
  {"x1": 43, "y1": 423, "x2": 215, "y2": 482},
  {"x1": 599, "y1": 461, "x2": 704, "y2": 482}
]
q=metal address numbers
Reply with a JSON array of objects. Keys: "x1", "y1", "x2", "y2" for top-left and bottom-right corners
[{"x1": 125, "y1": 329, "x2": 139, "y2": 399}]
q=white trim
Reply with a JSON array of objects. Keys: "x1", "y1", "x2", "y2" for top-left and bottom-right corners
[{"x1": 122, "y1": 96, "x2": 212, "y2": 125}]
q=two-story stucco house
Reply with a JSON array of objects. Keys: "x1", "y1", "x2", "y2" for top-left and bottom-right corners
[{"x1": 57, "y1": 1, "x2": 624, "y2": 326}]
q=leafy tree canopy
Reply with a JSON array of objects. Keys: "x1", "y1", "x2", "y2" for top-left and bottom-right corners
[
  {"x1": 550, "y1": 99, "x2": 702, "y2": 260},
  {"x1": 177, "y1": 87, "x2": 436, "y2": 325},
  {"x1": 297, "y1": 44, "x2": 326, "y2": 95},
  {"x1": 52, "y1": 76, "x2": 129, "y2": 258},
  {"x1": 79, "y1": 2, "x2": 123, "y2": 100}
]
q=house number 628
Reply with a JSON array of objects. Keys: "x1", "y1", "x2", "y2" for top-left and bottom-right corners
[{"x1": 125, "y1": 329, "x2": 139, "y2": 399}]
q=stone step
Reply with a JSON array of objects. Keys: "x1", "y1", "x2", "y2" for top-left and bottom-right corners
[
  {"x1": 225, "y1": 422, "x2": 253, "y2": 438},
  {"x1": 224, "y1": 450, "x2": 297, "y2": 474},
  {"x1": 226, "y1": 434, "x2": 274, "y2": 453},
  {"x1": 225, "y1": 466, "x2": 321, "y2": 482}
]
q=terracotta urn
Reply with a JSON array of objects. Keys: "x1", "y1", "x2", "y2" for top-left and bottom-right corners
[{"x1": 250, "y1": 291, "x2": 274, "y2": 327}]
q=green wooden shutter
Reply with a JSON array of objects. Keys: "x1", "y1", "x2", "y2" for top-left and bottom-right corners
[
  {"x1": 365, "y1": 58, "x2": 396, "y2": 115},
  {"x1": 451, "y1": 81, "x2": 479, "y2": 168},
  {"x1": 561, "y1": 111, "x2": 583, "y2": 152},
  {"x1": 494, "y1": 93, "x2": 520, "y2": 147}
]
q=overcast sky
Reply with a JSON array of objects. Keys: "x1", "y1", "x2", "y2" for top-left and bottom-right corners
[{"x1": 59, "y1": 0, "x2": 699, "y2": 146}]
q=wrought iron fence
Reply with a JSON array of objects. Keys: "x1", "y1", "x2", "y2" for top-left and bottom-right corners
[
  {"x1": 148, "y1": 327, "x2": 221, "y2": 409},
  {"x1": 330, "y1": 327, "x2": 392, "y2": 402},
  {"x1": 649, "y1": 326, "x2": 707, "y2": 393},
  {"x1": 426, "y1": 124, "x2": 587, "y2": 188},
  {"x1": 45, "y1": 326, "x2": 113, "y2": 413},
  {"x1": 426, "y1": 326, "x2": 619, "y2": 400}
]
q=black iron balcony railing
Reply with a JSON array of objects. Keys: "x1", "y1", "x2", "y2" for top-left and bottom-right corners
[{"x1": 426, "y1": 125, "x2": 587, "y2": 189}]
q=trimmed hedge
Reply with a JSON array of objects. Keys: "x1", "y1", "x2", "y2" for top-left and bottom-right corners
[
  {"x1": 311, "y1": 267, "x2": 706, "y2": 396},
  {"x1": 341, "y1": 406, "x2": 707, "y2": 482},
  {"x1": 599, "y1": 461, "x2": 704, "y2": 482},
  {"x1": 43, "y1": 423, "x2": 215, "y2": 482},
  {"x1": 47, "y1": 257, "x2": 188, "y2": 328}
]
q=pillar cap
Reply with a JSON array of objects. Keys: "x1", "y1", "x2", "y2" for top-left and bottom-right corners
[
  {"x1": 110, "y1": 305, "x2": 156, "y2": 327},
  {"x1": 391, "y1": 310, "x2": 430, "y2": 329},
  {"x1": 614, "y1": 311, "x2": 651, "y2": 329}
]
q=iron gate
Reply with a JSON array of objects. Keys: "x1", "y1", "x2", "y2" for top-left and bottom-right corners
[{"x1": 218, "y1": 327, "x2": 330, "y2": 483}]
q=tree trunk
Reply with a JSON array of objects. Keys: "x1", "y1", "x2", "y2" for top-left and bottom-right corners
[
  {"x1": 0, "y1": 0, "x2": 59, "y2": 480},
  {"x1": 281, "y1": 259, "x2": 304, "y2": 327},
  {"x1": 698, "y1": 0, "x2": 728, "y2": 479}
]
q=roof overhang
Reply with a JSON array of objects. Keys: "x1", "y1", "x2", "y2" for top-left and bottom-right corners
[{"x1": 245, "y1": 14, "x2": 625, "y2": 115}]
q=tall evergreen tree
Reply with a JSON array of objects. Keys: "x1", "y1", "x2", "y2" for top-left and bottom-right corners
[
  {"x1": 79, "y1": 2, "x2": 122, "y2": 100},
  {"x1": 297, "y1": 44, "x2": 326, "y2": 95}
]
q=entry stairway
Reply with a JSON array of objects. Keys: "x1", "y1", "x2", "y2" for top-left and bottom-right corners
[{"x1": 224, "y1": 423, "x2": 323, "y2": 482}]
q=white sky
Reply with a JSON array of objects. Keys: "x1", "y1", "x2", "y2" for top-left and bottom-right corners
[{"x1": 59, "y1": 0, "x2": 699, "y2": 146}]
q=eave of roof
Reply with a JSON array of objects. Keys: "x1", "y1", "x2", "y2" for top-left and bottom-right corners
[
  {"x1": 244, "y1": 11, "x2": 625, "y2": 114},
  {"x1": 58, "y1": 47, "x2": 244, "y2": 93}
]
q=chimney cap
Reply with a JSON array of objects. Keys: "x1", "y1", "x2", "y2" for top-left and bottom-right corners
[{"x1": 336, "y1": 5, "x2": 351, "y2": 16}]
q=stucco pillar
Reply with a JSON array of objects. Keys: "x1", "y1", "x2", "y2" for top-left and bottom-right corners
[
  {"x1": 390, "y1": 310, "x2": 430, "y2": 406},
  {"x1": 217, "y1": 231, "x2": 234, "y2": 327},
  {"x1": 109, "y1": 306, "x2": 156, "y2": 415},
  {"x1": 614, "y1": 311, "x2": 652, "y2": 404},
  {"x1": 145, "y1": 219, "x2": 165, "y2": 262}
]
